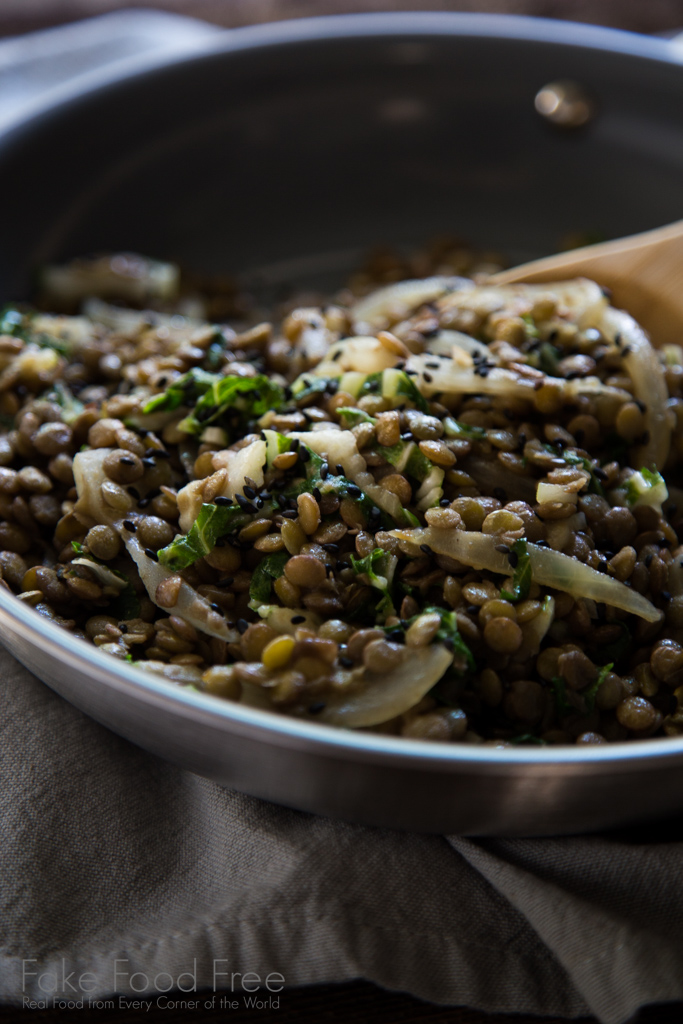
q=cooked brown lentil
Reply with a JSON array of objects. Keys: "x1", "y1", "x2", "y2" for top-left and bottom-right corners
[{"x1": 1, "y1": 246, "x2": 682, "y2": 745}]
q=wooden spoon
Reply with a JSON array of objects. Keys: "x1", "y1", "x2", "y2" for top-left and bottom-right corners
[{"x1": 491, "y1": 219, "x2": 683, "y2": 348}]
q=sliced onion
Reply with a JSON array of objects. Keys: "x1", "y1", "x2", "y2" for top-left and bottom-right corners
[
  {"x1": 600, "y1": 306, "x2": 670, "y2": 471},
  {"x1": 71, "y1": 558, "x2": 127, "y2": 592},
  {"x1": 426, "y1": 329, "x2": 492, "y2": 363},
  {"x1": 390, "y1": 526, "x2": 660, "y2": 622},
  {"x1": 124, "y1": 532, "x2": 239, "y2": 642},
  {"x1": 437, "y1": 278, "x2": 608, "y2": 328},
  {"x1": 133, "y1": 660, "x2": 203, "y2": 685},
  {"x1": 255, "y1": 605, "x2": 322, "y2": 634},
  {"x1": 241, "y1": 643, "x2": 453, "y2": 727},
  {"x1": 73, "y1": 448, "x2": 239, "y2": 642},
  {"x1": 518, "y1": 595, "x2": 555, "y2": 658},
  {"x1": 406, "y1": 353, "x2": 631, "y2": 404},
  {"x1": 315, "y1": 645, "x2": 453, "y2": 727},
  {"x1": 313, "y1": 336, "x2": 398, "y2": 375},
  {"x1": 352, "y1": 276, "x2": 472, "y2": 330}
]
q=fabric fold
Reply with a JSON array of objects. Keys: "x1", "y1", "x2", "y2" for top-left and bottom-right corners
[{"x1": 0, "y1": 650, "x2": 592, "y2": 1017}]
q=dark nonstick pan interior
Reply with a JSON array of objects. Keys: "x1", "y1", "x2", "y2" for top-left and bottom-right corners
[{"x1": 0, "y1": 14, "x2": 682, "y2": 302}]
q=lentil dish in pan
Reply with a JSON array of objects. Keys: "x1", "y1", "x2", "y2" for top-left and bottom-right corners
[{"x1": 1, "y1": 243, "x2": 682, "y2": 746}]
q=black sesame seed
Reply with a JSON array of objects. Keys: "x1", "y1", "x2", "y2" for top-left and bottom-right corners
[
  {"x1": 123, "y1": 520, "x2": 136, "y2": 532},
  {"x1": 291, "y1": 615, "x2": 305, "y2": 624},
  {"x1": 281, "y1": 509, "x2": 298, "y2": 519},
  {"x1": 119, "y1": 456, "x2": 136, "y2": 466},
  {"x1": 326, "y1": 380, "x2": 339, "y2": 395},
  {"x1": 331, "y1": 349, "x2": 343, "y2": 362},
  {"x1": 347, "y1": 484, "x2": 361, "y2": 497},
  {"x1": 439, "y1": 498, "x2": 451, "y2": 507},
  {"x1": 276, "y1": 493, "x2": 288, "y2": 508},
  {"x1": 210, "y1": 603, "x2": 223, "y2": 615},
  {"x1": 138, "y1": 497, "x2": 151, "y2": 509},
  {"x1": 144, "y1": 548, "x2": 159, "y2": 562},
  {"x1": 308, "y1": 702, "x2": 326, "y2": 714},
  {"x1": 495, "y1": 544, "x2": 510, "y2": 555},
  {"x1": 299, "y1": 447, "x2": 310, "y2": 462},
  {"x1": 313, "y1": 487, "x2": 322, "y2": 502},
  {"x1": 388, "y1": 629, "x2": 404, "y2": 642},
  {"x1": 236, "y1": 618, "x2": 249, "y2": 634},
  {"x1": 423, "y1": 372, "x2": 433, "y2": 383},
  {"x1": 235, "y1": 494, "x2": 257, "y2": 513},
  {"x1": 594, "y1": 467, "x2": 608, "y2": 481},
  {"x1": 466, "y1": 604, "x2": 479, "y2": 616},
  {"x1": 320, "y1": 461, "x2": 329, "y2": 480},
  {"x1": 142, "y1": 458, "x2": 156, "y2": 468},
  {"x1": 127, "y1": 486, "x2": 140, "y2": 499},
  {"x1": 369, "y1": 507, "x2": 381, "y2": 519},
  {"x1": 154, "y1": 448, "x2": 171, "y2": 459},
  {"x1": 645, "y1": 554, "x2": 653, "y2": 568},
  {"x1": 243, "y1": 485, "x2": 257, "y2": 500},
  {"x1": 508, "y1": 551, "x2": 519, "y2": 568},
  {"x1": 119, "y1": 624, "x2": 128, "y2": 634},
  {"x1": 215, "y1": 496, "x2": 232, "y2": 506},
  {"x1": 335, "y1": 464, "x2": 344, "y2": 476},
  {"x1": 290, "y1": 438, "x2": 300, "y2": 452},
  {"x1": 662, "y1": 590, "x2": 672, "y2": 603},
  {"x1": 339, "y1": 656, "x2": 354, "y2": 668},
  {"x1": 215, "y1": 577, "x2": 234, "y2": 587},
  {"x1": 419, "y1": 543, "x2": 433, "y2": 554},
  {"x1": 322, "y1": 543, "x2": 339, "y2": 553}
]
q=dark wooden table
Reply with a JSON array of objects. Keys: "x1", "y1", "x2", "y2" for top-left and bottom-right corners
[{"x1": 1, "y1": 3, "x2": 683, "y2": 1022}]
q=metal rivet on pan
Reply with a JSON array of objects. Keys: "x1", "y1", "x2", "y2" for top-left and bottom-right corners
[{"x1": 534, "y1": 80, "x2": 596, "y2": 128}]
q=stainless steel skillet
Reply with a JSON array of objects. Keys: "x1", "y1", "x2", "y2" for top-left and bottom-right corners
[{"x1": 1, "y1": 13, "x2": 683, "y2": 835}]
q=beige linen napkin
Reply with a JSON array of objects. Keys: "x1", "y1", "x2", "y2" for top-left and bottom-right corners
[{"x1": 2, "y1": 645, "x2": 683, "y2": 1023}]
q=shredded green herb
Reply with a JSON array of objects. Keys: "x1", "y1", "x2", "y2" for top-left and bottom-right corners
[
  {"x1": 387, "y1": 605, "x2": 475, "y2": 673},
  {"x1": 551, "y1": 675, "x2": 573, "y2": 718},
  {"x1": 500, "y1": 539, "x2": 532, "y2": 603},
  {"x1": 350, "y1": 547, "x2": 396, "y2": 617},
  {"x1": 582, "y1": 662, "x2": 613, "y2": 713},
  {"x1": 442, "y1": 416, "x2": 487, "y2": 441},
  {"x1": 142, "y1": 367, "x2": 219, "y2": 414},
  {"x1": 249, "y1": 552, "x2": 289, "y2": 609},
  {"x1": 158, "y1": 502, "x2": 249, "y2": 570}
]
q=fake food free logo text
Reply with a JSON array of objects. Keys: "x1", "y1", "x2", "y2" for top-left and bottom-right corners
[{"x1": 21, "y1": 959, "x2": 285, "y2": 1011}]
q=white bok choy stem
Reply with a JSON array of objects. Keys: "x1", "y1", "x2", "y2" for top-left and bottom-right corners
[
  {"x1": 390, "y1": 526, "x2": 661, "y2": 623},
  {"x1": 73, "y1": 448, "x2": 239, "y2": 642}
]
